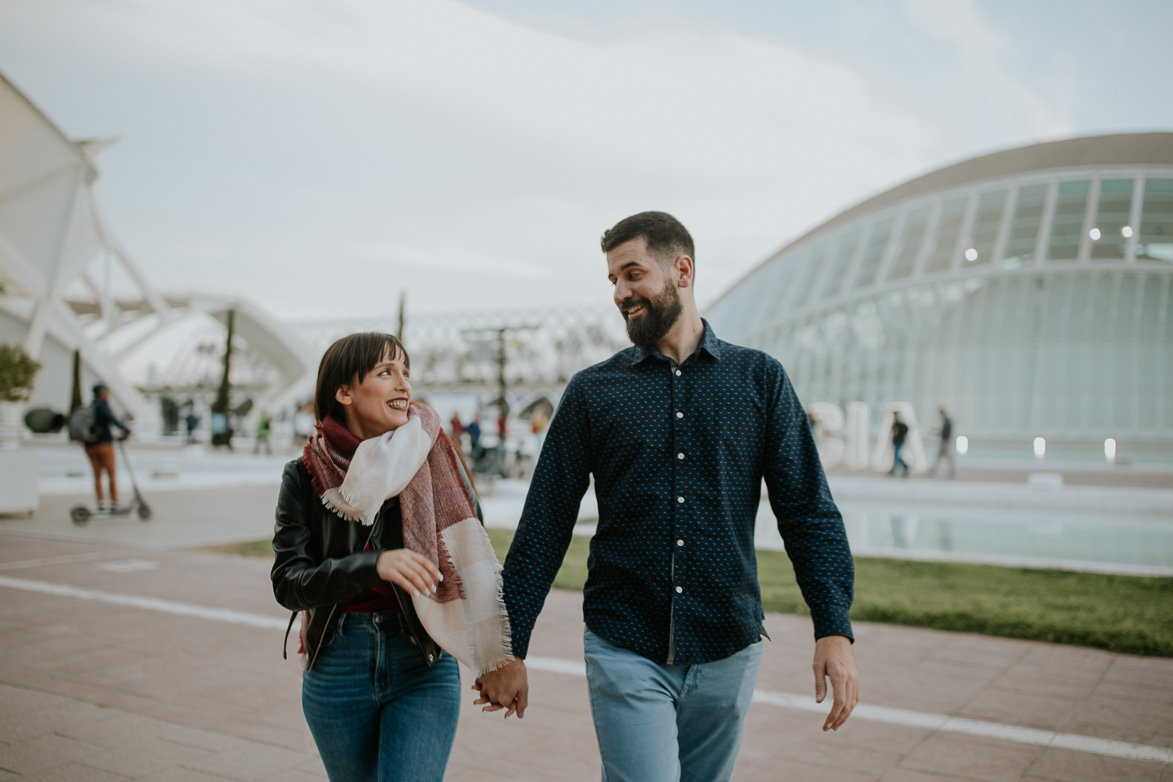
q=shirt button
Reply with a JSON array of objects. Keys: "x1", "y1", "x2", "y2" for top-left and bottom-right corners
[
  {"x1": 677, "y1": 539, "x2": 684, "y2": 547},
  {"x1": 676, "y1": 412, "x2": 683, "y2": 419},
  {"x1": 677, "y1": 496, "x2": 685, "y2": 503},
  {"x1": 677, "y1": 452, "x2": 685, "y2": 460},
  {"x1": 675, "y1": 586, "x2": 683, "y2": 594},
  {"x1": 674, "y1": 369, "x2": 682, "y2": 376}
]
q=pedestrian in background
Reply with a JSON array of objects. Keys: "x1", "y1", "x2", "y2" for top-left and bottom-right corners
[
  {"x1": 254, "y1": 411, "x2": 272, "y2": 455},
  {"x1": 84, "y1": 384, "x2": 130, "y2": 511},
  {"x1": 184, "y1": 404, "x2": 199, "y2": 444},
  {"x1": 930, "y1": 406, "x2": 956, "y2": 479},
  {"x1": 889, "y1": 412, "x2": 910, "y2": 478}
]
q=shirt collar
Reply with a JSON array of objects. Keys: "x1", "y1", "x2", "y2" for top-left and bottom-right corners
[{"x1": 632, "y1": 319, "x2": 723, "y2": 365}]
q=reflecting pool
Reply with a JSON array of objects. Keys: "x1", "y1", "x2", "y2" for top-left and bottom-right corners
[{"x1": 754, "y1": 500, "x2": 1173, "y2": 576}]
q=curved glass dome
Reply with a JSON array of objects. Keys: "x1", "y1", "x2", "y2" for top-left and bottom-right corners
[{"x1": 705, "y1": 133, "x2": 1173, "y2": 460}]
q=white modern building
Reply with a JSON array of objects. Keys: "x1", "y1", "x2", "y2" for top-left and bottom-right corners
[
  {"x1": 705, "y1": 133, "x2": 1173, "y2": 463},
  {"x1": 0, "y1": 72, "x2": 312, "y2": 429}
]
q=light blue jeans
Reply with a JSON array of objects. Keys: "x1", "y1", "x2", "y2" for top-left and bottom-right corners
[
  {"x1": 584, "y1": 628, "x2": 764, "y2": 782},
  {"x1": 301, "y1": 611, "x2": 460, "y2": 782}
]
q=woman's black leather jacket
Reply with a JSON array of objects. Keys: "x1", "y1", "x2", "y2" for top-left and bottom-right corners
[{"x1": 271, "y1": 457, "x2": 481, "y2": 671}]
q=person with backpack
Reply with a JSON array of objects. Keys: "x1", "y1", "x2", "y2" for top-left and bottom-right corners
[
  {"x1": 888, "y1": 412, "x2": 910, "y2": 478},
  {"x1": 82, "y1": 384, "x2": 131, "y2": 511}
]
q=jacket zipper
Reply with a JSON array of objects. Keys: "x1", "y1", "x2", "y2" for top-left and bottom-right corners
[
  {"x1": 307, "y1": 523, "x2": 379, "y2": 672},
  {"x1": 391, "y1": 583, "x2": 435, "y2": 667},
  {"x1": 306, "y1": 605, "x2": 337, "y2": 671}
]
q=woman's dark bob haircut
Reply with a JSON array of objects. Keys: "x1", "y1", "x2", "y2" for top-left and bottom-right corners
[{"x1": 314, "y1": 332, "x2": 410, "y2": 423}]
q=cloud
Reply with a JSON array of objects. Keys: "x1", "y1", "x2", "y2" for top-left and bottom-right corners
[
  {"x1": 897, "y1": 0, "x2": 1072, "y2": 143},
  {"x1": 0, "y1": 0, "x2": 1075, "y2": 325}
]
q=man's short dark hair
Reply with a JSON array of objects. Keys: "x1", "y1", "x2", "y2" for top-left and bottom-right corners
[{"x1": 600, "y1": 212, "x2": 695, "y2": 269}]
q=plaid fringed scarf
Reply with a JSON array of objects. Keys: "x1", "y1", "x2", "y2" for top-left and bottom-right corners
[{"x1": 302, "y1": 403, "x2": 513, "y2": 676}]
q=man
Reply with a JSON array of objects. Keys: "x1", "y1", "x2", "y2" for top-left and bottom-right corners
[
  {"x1": 475, "y1": 212, "x2": 858, "y2": 781},
  {"x1": 84, "y1": 384, "x2": 130, "y2": 511},
  {"x1": 889, "y1": 412, "x2": 909, "y2": 478},
  {"x1": 930, "y1": 406, "x2": 955, "y2": 479}
]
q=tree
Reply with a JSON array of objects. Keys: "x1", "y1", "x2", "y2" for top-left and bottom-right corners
[
  {"x1": 397, "y1": 290, "x2": 406, "y2": 341},
  {"x1": 211, "y1": 309, "x2": 234, "y2": 415},
  {"x1": 70, "y1": 349, "x2": 83, "y2": 413}
]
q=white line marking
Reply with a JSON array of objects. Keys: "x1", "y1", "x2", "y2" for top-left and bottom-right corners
[
  {"x1": 533, "y1": 666, "x2": 1169, "y2": 764},
  {"x1": 748, "y1": 691, "x2": 1172, "y2": 764},
  {"x1": 0, "y1": 551, "x2": 119, "y2": 571},
  {"x1": 94, "y1": 560, "x2": 160, "y2": 573},
  {"x1": 0, "y1": 575, "x2": 287, "y2": 630},
  {"x1": 1, "y1": 574, "x2": 1169, "y2": 765}
]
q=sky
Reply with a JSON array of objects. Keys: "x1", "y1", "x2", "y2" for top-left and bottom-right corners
[{"x1": 1, "y1": 0, "x2": 1171, "y2": 325}]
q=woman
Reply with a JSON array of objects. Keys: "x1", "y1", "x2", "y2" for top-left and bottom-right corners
[{"x1": 272, "y1": 332, "x2": 512, "y2": 782}]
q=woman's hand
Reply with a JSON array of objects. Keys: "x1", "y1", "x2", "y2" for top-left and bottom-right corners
[{"x1": 376, "y1": 549, "x2": 442, "y2": 597}]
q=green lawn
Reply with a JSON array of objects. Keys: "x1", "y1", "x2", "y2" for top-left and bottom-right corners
[{"x1": 221, "y1": 529, "x2": 1173, "y2": 657}]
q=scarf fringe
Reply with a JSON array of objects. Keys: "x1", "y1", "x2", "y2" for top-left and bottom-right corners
[{"x1": 302, "y1": 403, "x2": 513, "y2": 674}]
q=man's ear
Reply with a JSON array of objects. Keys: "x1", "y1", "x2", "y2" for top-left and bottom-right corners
[
  {"x1": 674, "y1": 255, "x2": 694, "y2": 288},
  {"x1": 335, "y1": 385, "x2": 353, "y2": 407}
]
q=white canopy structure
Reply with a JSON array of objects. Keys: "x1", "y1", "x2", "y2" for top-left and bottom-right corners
[{"x1": 0, "y1": 72, "x2": 311, "y2": 427}]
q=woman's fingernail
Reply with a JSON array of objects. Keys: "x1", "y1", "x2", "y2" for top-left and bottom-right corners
[
  {"x1": 413, "y1": 589, "x2": 421, "y2": 598},
  {"x1": 439, "y1": 573, "x2": 444, "y2": 581}
]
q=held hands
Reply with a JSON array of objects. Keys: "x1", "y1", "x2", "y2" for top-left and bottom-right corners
[
  {"x1": 472, "y1": 658, "x2": 529, "y2": 719},
  {"x1": 813, "y1": 634, "x2": 859, "y2": 732},
  {"x1": 376, "y1": 549, "x2": 441, "y2": 597}
]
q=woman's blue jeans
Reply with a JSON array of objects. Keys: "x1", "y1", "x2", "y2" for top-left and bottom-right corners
[
  {"x1": 301, "y1": 610, "x2": 460, "y2": 782},
  {"x1": 584, "y1": 628, "x2": 763, "y2": 782}
]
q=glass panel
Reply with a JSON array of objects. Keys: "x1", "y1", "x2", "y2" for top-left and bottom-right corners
[
  {"x1": 885, "y1": 205, "x2": 929, "y2": 282},
  {"x1": 787, "y1": 242, "x2": 829, "y2": 312},
  {"x1": 743, "y1": 256, "x2": 796, "y2": 329},
  {"x1": 1045, "y1": 180, "x2": 1090, "y2": 262},
  {"x1": 816, "y1": 228, "x2": 862, "y2": 300},
  {"x1": 962, "y1": 189, "x2": 1007, "y2": 268},
  {"x1": 1138, "y1": 178, "x2": 1173, "y2": 263},
  {"x1": 1090, "y1": 178, "x2": 1134, "y2": 260},
  {"x1": 922, "y1": 195, "x2": 969, "y2": 274},
  {"x1": 850, "y1": 216, "x2": 895, "y2": 290},
  {"x1": 1002, "y1": 183, "x2": 1048, "y2": 268},
  {"x1": 706, "y1": 277, "x2": 758, "y2": 340}
]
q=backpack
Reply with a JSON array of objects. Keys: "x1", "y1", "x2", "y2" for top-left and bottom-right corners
[{"x1": 69, "y1": 406, "x2": 100, "y2": 443}]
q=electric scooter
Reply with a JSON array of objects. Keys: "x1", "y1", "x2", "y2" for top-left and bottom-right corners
[{"x1": 69, "y1": 437, "x2": 152, "y2": 526}]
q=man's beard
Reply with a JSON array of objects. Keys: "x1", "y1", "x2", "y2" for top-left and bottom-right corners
[{"x1": 622, "y1": 279, "x2": 683, "y2": 347}]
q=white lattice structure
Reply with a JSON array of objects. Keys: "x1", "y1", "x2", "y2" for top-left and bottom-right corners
[
  {"x1": 0, "y1": 72, "x2": 311, "y2": 425},
  {"x1": 290, "y1": 306, "x2": 629, "y2": 408},
  {"x1": 706, "y1": 133, "x2": 1173, "y2": 461}
]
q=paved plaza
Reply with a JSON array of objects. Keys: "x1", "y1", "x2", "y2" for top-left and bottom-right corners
[{"x1": 0, "y1": 448, "x2": 1171, "y2": 781}]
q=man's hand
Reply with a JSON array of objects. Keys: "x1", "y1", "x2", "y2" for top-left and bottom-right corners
[
  {"x1": 472, "y1": 658, "x2": 528, "y2": 719},
  {"x1": 813, "y1": 634, "x2": 859, "y2": 732}
]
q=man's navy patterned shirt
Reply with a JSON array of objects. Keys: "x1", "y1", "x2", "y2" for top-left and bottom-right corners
[{"x1": 502, "y1": 321, "x2": 854, "y2": 665}]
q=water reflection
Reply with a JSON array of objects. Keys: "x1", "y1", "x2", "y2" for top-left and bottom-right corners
[{"x1": 754, "y1": 501, "x2": 1173, "y2": 575}]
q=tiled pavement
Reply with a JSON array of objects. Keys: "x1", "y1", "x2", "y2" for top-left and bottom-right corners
[{"x1": 0, "y1": 490, "x2": 1171, "y2": 781}]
